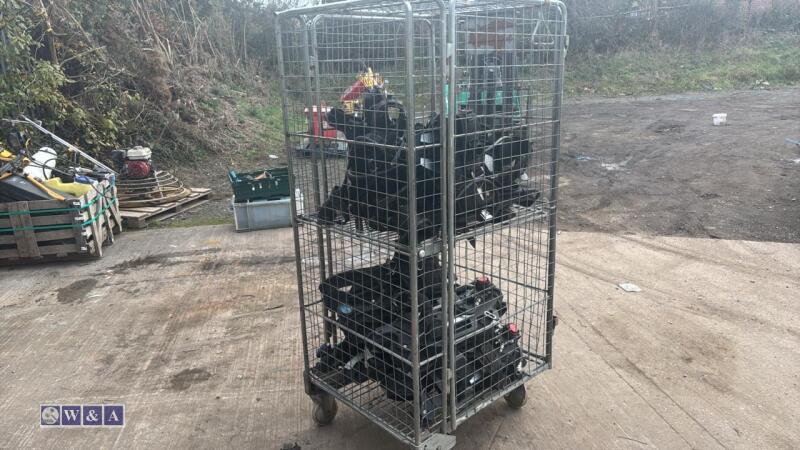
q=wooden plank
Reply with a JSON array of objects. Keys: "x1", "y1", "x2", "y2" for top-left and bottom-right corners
[
  {"x1": 0, "y1": 229, "x2": 77, "y2": 245},
  {"x1": 120, "y1": 206, "x2": 164, "y2": 214},
  {"x1": 0, "y1": 242, "x2": 20, "y2": 259},
  {"x1": 110, "y1": 186, "x2": 123, "y2": 233},
  {"x1": 67, "y1": 199, "x2": 88, "y2": 251},
  {"x1": 0, "y1": 199, "x2": 71, "y2": 213},
  {"x1": 83, "y1": 217, "x2": 94, "y2": 240},
  {"x1": 40, "y1": 229, "x2": 80, "y2": 242},
  {"x1": 0, "y1": 252, "x2": 92, "y2": 266},
  {"x1": 0, "y1": 243, "x2": 82, "y2": 259},
  {"x1": 0, "y1": 213, "x2": 75, "y2": 229},
  {"x1": 32, "y1": 213, "x2": 75, "y2": 226},
  {"x1": 102, "y1": 185, "x2": 115, "y2": 243},
  {"x1": 118, "y1": 210, "x2": 156, "y2": 218},
  {"x1": 122, "y1": 216, "x2": 148, "y2": 230},
  {"x1": 8, "y1": 202, "x2": 41, "y2": 259},
  {"x1": 120, "y1": 187, "x2": 211, "y2": 229},
  {"x1": 148, "y1": 198, "x2": 209, "y2": 224},
  {"x1": 91, "y1": 190, "x2": 104, "y2": 244},
  {"x1": 101, "y1": 196, "x2": 111, "y2": 244},
  {"x1": 87, "y1": 191, "x2": 102, "y2": 258},
  {"x1": 41, "y1": 243, "x2": 84, "y2": 256}
]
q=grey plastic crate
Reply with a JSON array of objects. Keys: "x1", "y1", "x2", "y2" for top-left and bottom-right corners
[{"x1": 231, "y1": 196, "x2": 292, "y2": 232}]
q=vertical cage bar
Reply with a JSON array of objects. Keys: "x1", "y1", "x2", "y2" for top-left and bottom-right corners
[
  {"x1": 302, "y1": 20, "x2": 333, "y2": 344},
  {"x1": 432, "y1": 0, "x2": 451, "y2": 434},
  {"x1": 446, "y1": 0, "x2": 458, "y2": 432},
  {"x1": 275, "y1": 18, "x2": 311, "y2": 372},
  {"x1": 309, "y1": 17, "x2": 336, "y2": 282},
  {"x1": 544, "y1": 3, "x2": 567, "y2": 367},
  {"x1": 401, "y1": 2, "x2": 422, "y2": 444}
]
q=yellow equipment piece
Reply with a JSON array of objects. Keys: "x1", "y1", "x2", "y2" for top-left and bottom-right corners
[
  {"x1": 0, "y1": 149, "x2": 30, "y2": 169},
  {"x1": 342, "y1": 67, "x2": 385, "y2": 114},
  {"x1": 0, "y1": 172, "x2": 66, "y2": 201},
  {"x1": 43, "y1": 177, "x2": 92, "y2": 197},
  {"x1": 25, "y1": 175, "x2": 65, "y2": 201},
  {"x1": 362, "y1": 67, "x2": 382, "y2": 89}
]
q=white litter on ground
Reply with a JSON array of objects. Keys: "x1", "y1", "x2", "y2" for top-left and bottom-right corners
[
  {"x1": 618, "y1": 282, "x2": 642, "y2": 292},
  {"x1": 601, "y1": 163, "x2": 624, "y2": 171}
]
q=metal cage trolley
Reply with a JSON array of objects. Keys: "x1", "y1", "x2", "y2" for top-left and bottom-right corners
[{"x1": 275, "y1": 0, "x2": 566, "y2": 448}]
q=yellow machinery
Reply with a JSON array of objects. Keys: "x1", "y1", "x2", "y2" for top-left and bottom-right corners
[{"x1": 340, "y1": 67, "x2": 384, "y2": 114}]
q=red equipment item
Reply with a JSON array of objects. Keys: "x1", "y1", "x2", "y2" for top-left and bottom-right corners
[
  {"x1": 508, "y1": 323, "x2": 519, "y2": 335},
  {"x1": 341, "y1": 78, "x2": 367, "y2": 102},
  {"x1": 125, "y1": 160, "x2": 152, "y2": 179},
  {"x1": 305, "y1": 106, "x2": 339, "y2": 140}
]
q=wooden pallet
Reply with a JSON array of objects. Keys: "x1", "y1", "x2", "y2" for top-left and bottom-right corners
[
  {"x1": 120, "y1": 188, "x2": 211, "y2": 229},
  {"x1": 0, "y1": 179, "x2": 122, "y2": 264}
]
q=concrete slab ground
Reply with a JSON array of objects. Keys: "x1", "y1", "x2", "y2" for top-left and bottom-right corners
[{"x1": 1, "y1": 225, "x2": 798, "y2": 449}]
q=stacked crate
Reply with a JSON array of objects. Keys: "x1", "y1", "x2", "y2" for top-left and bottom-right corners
[
  {"x1": 0, "y1": 178, "x2": 121, "y2": 263},
  {"x1": 229, "y1": 168, "x2": 296, "y2": 231}
]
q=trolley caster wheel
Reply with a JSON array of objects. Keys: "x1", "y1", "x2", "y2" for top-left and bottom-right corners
[
  {"x1": 504, "y1": 385, "x2": 527, "y2": 410},
  {"x1": 311, "y1": 393, "x2": 338, "y2": 426}
]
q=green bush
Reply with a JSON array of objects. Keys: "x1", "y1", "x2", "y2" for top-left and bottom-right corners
[
  {"x1": 0, "y1": 0, "x2": 121, "y2": 149},
  {"x1": 0, "y1": 0, "x2": 280, "y2": 160},
  {"x1": 565, "y1": 0, "x2": 799, "y2": 56}
]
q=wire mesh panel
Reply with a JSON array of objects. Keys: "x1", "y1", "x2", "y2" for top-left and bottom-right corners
[
  {"x1": 446, "y1": 0, "x2": 566, "y2": 427},
  {"x1": 276, "y1": 1, "x2": 566, "y2": 448}
]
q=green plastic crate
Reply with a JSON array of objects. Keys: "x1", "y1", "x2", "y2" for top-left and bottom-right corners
[{"x1": 228, "y1": 167, "x2": 290, "y2": 203}]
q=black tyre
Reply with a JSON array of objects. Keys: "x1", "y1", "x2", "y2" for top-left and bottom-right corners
[
  {"x1": 311, "y1": 394, "x2": 338, "y2": 426},
  {"x1": 504, "y1": 384, "x2": 527, "y2": 409}
]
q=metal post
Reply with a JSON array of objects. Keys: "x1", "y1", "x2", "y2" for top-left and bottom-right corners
[
  {"x1": 309, "y1": 16, "x2": 336, "y2": 282},
  {"x1": 446, "y1": 0, "x2": 458, "y2": 432},
  {"x1": 424, "y1": 20, "x2": 437, "y2": 115},
  {"x1": 302, "y1": 20, "x2": 332, "y2": 344},
  {"x1": 401, "y1": 2, "x2": 422, "y2": 445},
  {"x1": 544, "y1": 3, "x2": 567, "y2": 367},
  {"x1": 431, "y1": 0, "x2": 450, "y2": 435},
  {"x1": 275, "y1": 18, "x2": 311, "y2": 371}
]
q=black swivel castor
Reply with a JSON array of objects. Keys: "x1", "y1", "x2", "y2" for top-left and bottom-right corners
[
  {"x1": 504, "y1": 384, "x2": 527, "y2": 409},
  {"x1": 311, "y1": 393, "x2": 338, "y2": 426}
]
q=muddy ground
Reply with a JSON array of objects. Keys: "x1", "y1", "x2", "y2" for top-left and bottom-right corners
[
  {"x1": 559, "y1": 88, "x2": 800, "y2": 243},
  {"x1": 170, "y1": 88, "x2": 800, "y2": 242}
]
